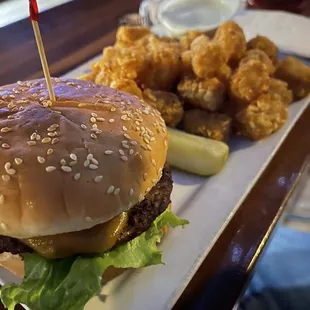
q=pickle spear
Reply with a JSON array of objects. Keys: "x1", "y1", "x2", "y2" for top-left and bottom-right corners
[{"x1": 167, "y1": 128, "x2": 229, "y2": 176}]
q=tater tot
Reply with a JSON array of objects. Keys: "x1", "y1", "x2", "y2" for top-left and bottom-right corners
[
  {"x1": 240, "y1": 49, "x2": 275, "y2": 75},
  {"x1": 177, "y1": 77, "x2": 225, "y2": 112},
  {"x1": 110, "y1": 79, "x2": 143, "y2": 98},
  {"x1": 229, "y1": 60, "x2": 270, "y2": 105},
  {"x1": 214, "y1": 21, "x2": 247, "y2": 67},
  {"x1": 115, "y1": 26, "x2": 151, "y2": 48},
  {"x1": 269, "y1": 78, "x2": 293, "y2": 105},
  {"x1": 191, "y1": 35, "x2": 226, "y2": 79},
  {"x1": 143, "y1": 89, "x2": 184, "y2": 127},
  {"x1": 183, "y1": 109, "x2": 232, "y2": 142},
  {"x1": 181, "y1": 51, "x2": 193, "y2": 77},
  {"x1": 180, "y1": 31, "x2": 206, "y2": 51},
  {"x1": 235, "y1": 93, "x2": 288, "y2": 140},
  {"x1": 275, "y1": 56, "x2": 310, "y2": 99},
  {"x1": 247, "y1": 35, "x2": 278, "y2": 63}
]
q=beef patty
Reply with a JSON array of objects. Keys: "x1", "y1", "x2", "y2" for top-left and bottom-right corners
[{"x1": 0, "y1": 164, "x2": 173, "y2": 255}]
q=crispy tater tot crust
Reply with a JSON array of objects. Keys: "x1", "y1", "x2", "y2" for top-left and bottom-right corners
[{"x1": 183, "y1": 109, "x2": 232, "y2": 142}]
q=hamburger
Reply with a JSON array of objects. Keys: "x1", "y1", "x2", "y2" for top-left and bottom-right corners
[{"x1": 0, "y1": 78, "x2": 188, "y2": 310}]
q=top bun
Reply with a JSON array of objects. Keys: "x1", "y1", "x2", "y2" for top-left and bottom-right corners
[{"x1": 0, "y1": 78, "x2": 168, "y2": 238}]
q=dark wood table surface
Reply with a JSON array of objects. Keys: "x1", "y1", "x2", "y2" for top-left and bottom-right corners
[{"x1": 0, "y1": 0, "x2": 309, "y2": 309}]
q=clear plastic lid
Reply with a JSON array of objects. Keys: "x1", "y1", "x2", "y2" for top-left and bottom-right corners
[{"x1": 139, "y1": 0, "x2": 246, "y2": 36}]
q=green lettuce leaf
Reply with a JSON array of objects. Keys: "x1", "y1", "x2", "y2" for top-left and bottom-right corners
[{"x1": 1, "y1": 209, "x2": 188, "y2": 310}]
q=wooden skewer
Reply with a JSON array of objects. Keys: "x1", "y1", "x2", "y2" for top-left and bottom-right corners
[{"x1": 31, "y1": 20, "x2": 56, "y2": 102}]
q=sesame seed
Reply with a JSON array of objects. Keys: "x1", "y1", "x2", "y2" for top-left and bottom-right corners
[
  {"x1": 141, "y1": 145, "x2": 148, "y2": 150},
  {"x1": 89, "y1": 164, "x2": 98, "y2": 170},
  {"x1": 2, "y1": 175, "x2": 10, "y2": 182},
  {"x1": 130, "y1": 141, "x2": 137, "y2": 145},
  {"x1": 121, "y1": 115, "x2": 127, "y2": 120},
  {"x1": 69, "y1": 161, "x2": 77, "y2": 166},
  {"x1": 90, "y1": 117, "x2": 96, "y2": 123},
  {"x1": 4, "y1": 162, "x2": 11, "y2": 170},
  {"x1": 70, "y1": 154, "x2": 77, "y2": 161},
  {"x1": 129, "y1": 188, "x2": 134, "y2": 196},
  {"x1": 109, "y1": 119, "x2": 115, "y2": 123},
  {"x1": 47, "y1": 148, "x2": 54, "y2": 156},
  {"x1": 124, "y1": 133, "x2": 131, "y2": 140},
  {"x1": 92, "y1": 124, "x2": 98, "y2": 129},
  {"x1": 81, "y1": 124, "x2": 87, "y2": 130},
  {"x1": 61, "y1": 166, "x2": 72, "y2": 172},
  {"x1": 143, "y1": 173, "x2": 148, "y2": 180},
  {"x1": 37, "y1": 156, "x2": 45, "y2": 164},
  {"x1": 119, "y1": 149, "x2": 125, "y2": 156},
  {"x1": 51, "y1": 138, "x2": 59, "y2": 145},
  {"x1": 27, "y1": 141, "x2": 36, "y2": 146},
  {"x1": 97, "y1": 117, "x2": 105, "y2": 122},
  {"x1": 42, "y1": 137, "x2": 51, "y2": 144},
  {"x1": 152, "y1": 159, "x2": 156, "y2": 167},
  {"x1": 47, "y1": 132, "x2": 56, "y2": 137},
  {"x1": 85, "y1": 216, "x2": 92, "y2": 222},
  {"x1": 0, "y1": 223, "x2": 7, "y2": 229},
  {"x1": 114, "y1": 188, "x2": 120, "y2": 195},
  {"x1": 94, "y1": 175, "x2": 103, "y2": 183},
  {"x1": 91, "y1": 134, "x2": 97, "y2": 139},
  {"x1": 36, "y1": 134, "x2": 41, "y2": 141},
  {"x1": 1, "y1": 127, "x2": 11, "y2": 133},
  {"x1": 11, "y1": 107, "x2": 18, "y2": 112},
  {"x1": 150, "y1": 137, "x2": 155, "y2": 142},
  {"x1": 123, "y1": 144, "x2": 129, "y2": 149},
  {"x1": 6, "y1": 169, "x2": 16, "y2": 175},
  {"x1": 87, "y1": 154, "x2": 93, "y2": 160},
  {"x1": 7, "y1": 115, "x2": 14, "y2": 119},
  {"x1": 30, "y1": 132, "x2": 37, "y2": 140},
  {"x1": 107, "y1": 185, "x2": 115, "y2": 194},
  {"x1": 91, "y1": 158, "x2": 99, "y2": 165},
  {"x1": 9, "y1": 95, "x2": 15, "y2": 99},
  {"x1": 96, "y1": 129, "x2": 102, "y2": 134},
  {"x1": 121, "y1": 156, "x2": 128, "y2": 162},
  {"x1": 129, "y1": 149, "x2": 134, "y2": 155},
  {"x1": 122, "y1": 126, "x2": 128, "y2": 132},
  {"x1": 0, "y1": 195, "x2": 4, "y2": 205},
  {"x1": 110, "y1": 107, "x2": 116, "y2": 112},
  {"x1": 7, "y1": 102, "x2": 15, "y2": 109},
  {"x1": 162, "y1": 128, "x2": 166, "y2": 133},
  {"x1": 104, "y1": 150, "x2": 113, "y2": 155},
  {"x1": 60, "y1": 159, "x2": 66, "y2": 166},
  {"x1": 84, "y1": 160, "x2": 90, "y2": 167},
  {"x1": 91, "y1": 112, "x2": 98, "y2": 117},
  {"x1": 74, "y1": 173, "x2": 81, "y2": 180},
  {"x1": 46, "y1": 166, "x2": 56, "y2": 172}
]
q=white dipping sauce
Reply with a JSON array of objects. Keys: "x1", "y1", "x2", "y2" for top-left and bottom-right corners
[{"x1": 158, "y1": 0, "x2": 239, "y2": 35}]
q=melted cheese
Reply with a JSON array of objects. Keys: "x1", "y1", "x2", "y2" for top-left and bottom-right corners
[{"x1": 22, "y1": 213, "x2": 128, "y2": 259}]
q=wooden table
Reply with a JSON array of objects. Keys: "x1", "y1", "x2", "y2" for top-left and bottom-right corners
[{"x1": 0, "y1": 1, "x2": 309, "y2": 309}]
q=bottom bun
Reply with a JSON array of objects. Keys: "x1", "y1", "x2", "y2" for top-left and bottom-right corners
[
  {"x1": 0, "y1": 252, "x2": 24, "y2": 278},
  {"x1": 0, "y1": 253, "x2": 126, "y2": 282}
]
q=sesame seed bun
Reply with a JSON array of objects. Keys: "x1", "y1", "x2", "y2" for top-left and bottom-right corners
[{"x1": 0, "y1": 78, "x2": 168, "y2": 238}]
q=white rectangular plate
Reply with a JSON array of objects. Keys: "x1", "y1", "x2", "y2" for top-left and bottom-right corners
[{"x1": 1, "y1": 11, "x2": 310, "y2": 310}]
